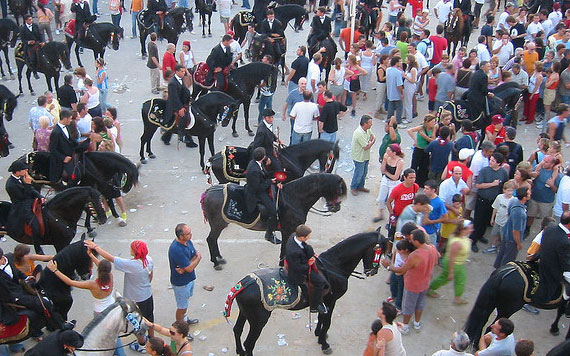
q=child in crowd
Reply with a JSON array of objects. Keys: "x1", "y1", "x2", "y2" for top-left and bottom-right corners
[
  {"x1": 362, "y1": 319, "x2": 383, "y2": 356},
  {"x1": 440, "y1": 194, "x2": 463, "y2": 252},
  {"x1": 428, "y1": 67, "x2": 440, "y2": 114},
  {"x1": 437, "y1": 109, "x2": 456, "y2": 141},
  {"x1": 386, "y1": 239, "x2": 414, "y2": 313},
  {"x1": 484, "y1": 181, "x2": 515, "y2": 254}
]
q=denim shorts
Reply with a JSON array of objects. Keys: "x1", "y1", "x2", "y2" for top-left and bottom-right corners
[{"x1": 172, "y1": 280, "x2": 195, "y2": 310}]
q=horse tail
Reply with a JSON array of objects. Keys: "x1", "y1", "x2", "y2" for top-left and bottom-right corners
[
  {"x1": 223, "y1": 275, "x2": 255, "y2": 323},
  {"x1": 463, "y1": 267, "x2": 504, "y2": 347},
  {"x1": 200, "y1": 190, "x2": 208, "y2": 223}
]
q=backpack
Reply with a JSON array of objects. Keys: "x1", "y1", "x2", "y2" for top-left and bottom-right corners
[{"x1": 421, "y1": 38, "x2": 433, "y2": 61}]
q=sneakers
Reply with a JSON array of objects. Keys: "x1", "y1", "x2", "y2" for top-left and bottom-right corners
[
  {"x1": 130, "y1": 343, "x2": 147, "y2": 353},
  {"x1": 416, "y1": 94, "x2": 425, "y2": 101},
  {"x1": 482, "y1": 246, "x2": 497, "y2": 254},
  {"x1": 522, "y1": 304, "x2": 540, "y2": 315},
  {"x1": 402, "y1": 119, "x2": 411, "y2": 124},
  {"x1": 184, "y1": 316, "x2": 199, "y2": 325},
  {"x1": 385, "y1": 296, "x2": 394, "y2": 303},
  {"x1": 118, "y1": 212, "x2": 127, "y2": 227},
  {"x1": 397, "y1": 124, "x2": 408, "y2": 129},
  {"x1": 413, "y1": 321, "x2": 422, "y2": 330},
  {"x1": 398, "y1": 324, "x2": 410, "y2": 335}
]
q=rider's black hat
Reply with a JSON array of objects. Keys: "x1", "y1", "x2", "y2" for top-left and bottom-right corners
[
  {"x1": 59, "y1": 330, "x2": 84, "y2": 348},
  {"x1": 8, "y1": 160, "x2": 28, "y2": 173},
  {"x1": 261, "y1": 109, "x2": 275, "y2": 117}
]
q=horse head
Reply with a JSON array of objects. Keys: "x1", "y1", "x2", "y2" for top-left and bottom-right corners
[
  {"x1": 54, "y1": 240, "x2": 93, "y2": 281},
  {"x1": 109, "y1": 25, "x2": 123, "y2": 51},
  {"x1": 249, "y1": 34, "x2": 267, "y2": 62},
  {"x1": 57, "y1": 42, "x2": 72, "y2": 71},
  {"x1": 266, "y1": 63, "x2": 279, "y2": 94},
  {"x1": 0, "y1": 85, "x2": 18, "y2": 122},
  {"x1": 117, "y1": 296, "x2": 147, "y2": 339},
  {"x1": 184, "y1": 8, "x2": 195, "y2": 33},
  {"x1": 321, "y1": 174, "x2": 347, "y2": 213},
  {"x1": 362, "y1": 231, "x2": 390, "y2": 277},
  {"x1": 446, "y1": 8, "x2": 462, "y2": 32},
  {"x1": 297, "y1": 8, "x2": 309, "y2": 31}
]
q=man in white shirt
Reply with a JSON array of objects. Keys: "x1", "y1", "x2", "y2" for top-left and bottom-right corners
[
  {"x1": 549, "y1": 3, "x2": 563, "y2": 27},
  {"x1": 476, "y1": 35, "x2": 491, "y2": 63},
  {"x1": 306, "y1": 53, "x2": 323, "y2": 93},
  {"x1": 289, "y1": 90, "x2": 319, "y2": 144},
  {"x1": 434, "y1": 0, "x2": 453, "y2": 25},
  {"x1": 553, "y1": 169, "x2": 570, "y2": 222},
  {"x1": 540, "y1": 9, "x2": 553, "y2": 37},
  {"x1": 476, "y1": 318, "x2": 516, "y2": 356},
  {"x1": 439, "y1": 166, "x2": 469, "y2": 207},
  {"x1": 408, "y1": 43, "x2": 429, "y2": 101},
  {"x1": 492, "y1": 32, "x2": 514, "y2": 67},
  {"x1": 432, "y1": 330, "x2": 473, "y2": 356},
  {"x1": 527, "y1": 13, "x2": 544, "y2": 40},
  {"x1": 464, "y1": 141, "x2": 495, "y2": 218},
  {"x1": 495, "y1": 3, "x2": 514, "y2": 32},
  {"x1": 75, "y1": 103, "x2": 92, "y2": 141}
]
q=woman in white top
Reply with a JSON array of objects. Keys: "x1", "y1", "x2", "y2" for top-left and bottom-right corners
[
  {"x1": 402, "y1": 54, "x2": 418, "y2": 123},
  {"x1": 329, "y1": 57, "x2": 353, "y2": 105},
  {"x1": 412, "y1": 10, "x2": 429, "y2": 37},
  {"x1": 375, "y1": 302, "x2": 406, "y2": 356},
  {"x1": 179, "y1": 40, "x2": 195, "y2": 88},
  {"x1": 360, "y1": 40, "x2": 376, "y2": 100},
  {"x1": 81, "y1": 78, "x2": 102, "y2": 117}
]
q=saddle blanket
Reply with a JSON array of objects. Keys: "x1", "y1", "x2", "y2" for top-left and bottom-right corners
[
  {"x1": 147, "y1": 99, "x2": 195, "y2": 131},
  {"x1": 237, "y1": 11, "x2": 255, "y2": 26},
  {"x1": 221, "y1": 183, "x2": 260, "y2": 227},
  {"x1": 0, "y1": 314, "x2": 29, "y2": 344},
  {"x1": 193, "y1": 62, "x2": 214, "y2": 89},
  {"x1": 250, "y1": 268, "x2": 301, "y2": 311},
  {"x1": 437, "y1": 99, "x2": 470, "y2": 123},
  {"x1": 221, "y1": 146, "x2": 249, "y2": 183},
  {"x1": 509, "y1": 261, "x2": 562, "y2": 305}
]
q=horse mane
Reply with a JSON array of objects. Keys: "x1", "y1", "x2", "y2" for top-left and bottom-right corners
[
  {"x1": 283, "y1": 173, "x2": 346, "y2": 198},
  {"x1": 0, "y1": 84, "x2": 16, "y2": 99},
  {"x1": 319, "y1": 232, "x2": 379, "y2": 263},
  {"x1": 195, "y1": 91, "x2": 236, "y2": 106},
  {"x1": 169, "y1": 6, "x2": 186, "y2": 16},
  {"x1": 85, "y1": 152, "x2": 139, "y2": 192},
  {"x1": 47, "y1": 186, "x2": 95, "y2": 207},
  {"x1": 282, "y1": 139, "x2": 336, "y2": 157},
  {"x1": 231, "y1": 62, "x2": 274, "y2": 82},
  {"x1": 53, "y1": 240, "x2": 88, "y2": 273},
  {"x1": 81, "y1": 300, "x2": 122, "y2": 337}
]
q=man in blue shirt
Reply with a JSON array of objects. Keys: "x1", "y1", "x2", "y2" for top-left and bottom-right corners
[
  {"x1": 526, "y1": 155, "x2": 562, "y2": 235},
  {"x1": 386, "y1": 56, "x2": 404, "y2": 126},
  {"x1": 282, "y1": 77, "x2": 308, "y2": 142},
  {"x1": 168, "y1": 223, "x2": 202, "y2": 324},
  {"x1": 494, "y1": 187, "x2": 530, "y2": 268},
  {"x1": 422, "y1": 180, "x2": 448, "y2": 249},
  {"x1": 425, "y1": 126, "x2": 453, "y2": 184}
]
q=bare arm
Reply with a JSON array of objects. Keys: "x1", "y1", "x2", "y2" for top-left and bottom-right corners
[{"x1": 84, "y1": 240, "x2": 115, "y2": 262}]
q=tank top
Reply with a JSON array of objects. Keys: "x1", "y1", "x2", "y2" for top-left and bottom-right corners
[
  {"x1": 181, "y1": 50, "x2": 193, "y2": 68},
  {"x1": 415, "y1": 126, "x2": 432, "y2": 149},
  {"x1": 86, "y1": 88, "x2": 100, "y2": 109},
  {"x1": 384, "y1": 158, "x2": 401, "y2": 180},
  {"x1": 403, "y1": 245, "x2": 438, "y2": 293},
  {"x1": 349, "y1": 64, "x2": 360, "y2": 80},
  {"x1": 97, "y1": 68, "x2": 108, "y2": 90},
  {"x1": 361, "y1": 52, "x2": 374, "y2": 69},
  {"x1": 547, "y1": 79, "x2": 559, "y2": 90},
  {"x1": 377, "y1": 66, "x2": 386, "y2": 83},
  {"x1": 332, "y1": 66, "x2": 345, "y2": 86},
  {"x1": 382, "y1": 324, "x2": 406, "y2": 356},
  {"x1": 444, "y1": 235, "x2": 471, "y2": 265}
]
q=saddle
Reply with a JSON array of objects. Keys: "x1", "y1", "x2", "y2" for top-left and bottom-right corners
[
  {"x1": 237, "y1": 10, "x2": 255, "y2": 26},
  {"x1": 0, "y1": 312, "x2": 29, "y2": 344},
  {"x1": 507, "y1": 261, "x2": 562, "y2": 306},
  {"x1": 221, "y1": 146, "x2": 250, "y2": 183},
  {"x1": 137, "y1": 9, "x2": 154, "y2": 30},
  {"x1": 23, "y1": 198, "x2": 46, "y2": 238},
  {"x1": 221, "y1": 183, "x2": 261, "y2": 227},
  {"x1": 193, "y1": 62, "x2": 230, "y2": 90},
  {"x1": 64, "y1": 19, "x2": 76, "y2": 37}
]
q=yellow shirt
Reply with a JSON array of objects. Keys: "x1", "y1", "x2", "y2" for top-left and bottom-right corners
[
  {"x1": 444, "y1": 235, "x2": 471, "y2": 265},
  {"x1": 440, "y1": 207, "x2": 462, "y2": 239}
]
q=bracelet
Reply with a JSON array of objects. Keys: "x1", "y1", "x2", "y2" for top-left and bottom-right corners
[{"x1": 53, "y1": 269, "x2": 59, "y2": 273}]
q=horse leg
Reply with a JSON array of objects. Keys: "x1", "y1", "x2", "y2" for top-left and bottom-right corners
[
  {"x1": 243, "y1": 308, "x2": 271, "y2": 356},
  {"x1": 17, "y1": 63, "x2": 24, "y2": 94},
  {"x1": 75, "y1": 44, "x2": 83, "y2": 68},
  {"x1": 0, "y1": 55, "x2": 5, "y2": 78},
  {"x1": 233, "y1": 311, "x2": 248, "y2": 356},
  {"x1": 231, "y1": 106, "x2": 239, "y2": 137},
  {"x1": 208, "y1": 14, "x2": 212, "y2": 36},
  {"x1": 199, "y1": 136, "x2": 206, "y2": 172},
  {"x1": 207, "y1": 132, "x2": 215, "y2": 156},
  {"x1": 551, "y1": 300, "x2": 566, "y2": 335},
  {"x1": 26, "y1": 68, "x2": 34, "y2": 95},
  {"x1": 315, "y1": 300, "x2": 335, "y2": 353},
  {"x1": 243, "y1": 99, "x2": 253, "y2": 136},
  {"x1": 4, "y1": 47, "x2": 13, "y2": 78},
  {"x1": 201, "y1": 14, "x2": 206, "y2": 37},
  {"x1": 140, "y1": 30, "x2": 148, "y2": 57},
  {"x1": 206, "y1": 224, "x2": 227, "y2": 269}
]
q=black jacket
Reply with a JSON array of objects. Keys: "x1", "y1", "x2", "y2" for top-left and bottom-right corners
[
  {"x1": 24, "y1": 330, "x2": 79, "y2": 356},
  {"x1": 244, "y1": 160, "x2": 272, "y2": 213},
  {"x1": 164, "y1": 75, "x2": 190, "y2": 124},
  {"x1": 71, "y1": 1, "x2": 95, "y2": 25},
  {"x1": 251, "y1": 122, "x2": 277, "y2": 158},
  {"x1": 48, "y1": 124, "x2": 77, "y2": 183},
  {"x1": 20, "y1": 23, "x2": 43, "y2": 46},
  {"x1": 206, "y1": 44, "x2": 233, "y2": 71},
  {"x1": 0, "y1": 254, "x2": 28, "y2": 325},
  {"x1": 285, "y1": 236, "x2": 315, "y2": 286},
  {"x1": 148, "y1": 0, "x2": 168, "y2": 12},
  {"x1": 310, "y1": 16, "x2": 332, "y2": 41},
  {"x1": 259, "y1": 18, "x2": 285, "y2": 38},
  {"x1": 536, "y1": 225, "x2": 570, "y2": 303},
  {"x1": 467, "y1": 69, "x2": 489, "y2": 119},
  {"x1": 6, "y1": 175, "x2": 41, "y2": 204}
]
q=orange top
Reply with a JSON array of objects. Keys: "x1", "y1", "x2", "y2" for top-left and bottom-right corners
[
  {"x1": 522, "y1": 51, "x2": 539, "y2": 75},
  {"x1": 131, "y1": 0, "x2": 143, "y2": 12},
  {"x1": 403, "y1": 245, "x2": 438, "y2": 293},
  {"x1": 362, "y1": 333, "x2": 376, "y2": 356},
  {"x1": 547, "y1": 80, "x2": 559, "y2": 90},
  {"x1": 15, "y1": 260, "x2": 36, "y2": 276}
]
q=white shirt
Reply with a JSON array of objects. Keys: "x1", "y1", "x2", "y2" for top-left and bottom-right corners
[
  {"x1": 434, "y1": 1, "x2": 453, "y2": 23},
  {"x1": 478, "y1": 333, "x2": 515, "y2": 356},
  {"x1": 293, "y1": 236, "x2": 304, "y2": 249},
  {"x1": 0, "y1": 258, "x2": 13, "y2": 278},
  {"x1": 553, "y1": 175, "x2": 570, "y2": 217},
  {"x1": 307, "y1": 60, "x2": 321, "y2": 92},
  {"x1": 432, "y1": 348, "x2": 473, "y2": 356},
  {"x1": 476, "y1": 43, "x2": 491, "y2": 62},
  {"x1": 542, "y1": 19, "x2": 553, "y2": 37},
  {"x1": 527, "y1": 22, "x2": 544, "y2": 39},
  {"x1": 229, "y1": 40, "x2": 242, "y2": 60},
  {"x1": 414, "y1": 51, "x2": 429, "y2": 70},
  {"x1": 496, "y1": 11, "x2": 510, "y2": 31},
  {"x1": 57, "y1": 122, "x2": 69, "y2": 139},
  {"x1": 470, "y1": 150, "x2": 489, "y2": 192},
  {"x1": 549, "y1": 11, "x2": 563, "y2": 27},
  {"x1": 492, "y1": 40, "x2": 514, "y2": 66},
  {"x1": 290, "y1": 101, "x2": 319, "y2": 134},
  {"x1": 439, "y1": 177, "x2": 468, "y2": 204}
]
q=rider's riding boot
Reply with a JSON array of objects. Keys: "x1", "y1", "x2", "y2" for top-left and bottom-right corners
[
  {"x1": 310, "y1": 289, "x2": 328, "y2": 314},
  {"x1": 264, "y1": 230, "x2": 281, "y2": 244},
  {"x1": 184, "y1": 135, "x2": 197, "y2": 148}
]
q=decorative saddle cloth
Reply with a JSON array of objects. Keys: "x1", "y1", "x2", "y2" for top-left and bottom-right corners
[
  {"x1": 0, "y1": 313, "x2": 29, "y2": 344},
  {"x1": 64, "y1": 19, "x2": 76, "y2": 37},
  {"x1": 146, "y1": 99, "x2": 195, "y2": 131},
  {"x1": 508, "y1": 261, "x2": 562, "y2": 305},
  {"x1": 237, "y1": 11, "x2": 255, "y2": 26},
  {"x1": 221, "y1": 183, "x2": 260, "y2": 228},
  {"x1": 221, "y1": 146, "x2": 250, "y2": 183},
  {"x1": 250, "y1": 268, "x2": 301, "y2": 311},
  {"x1": 193, "y1": 62, "x2": 214, "y2": 89},
  {"x1": 437, "y1": 99, "x2": 470, "y2": 123}
]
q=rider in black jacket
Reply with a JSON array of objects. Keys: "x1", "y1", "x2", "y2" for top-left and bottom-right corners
[{"x1": 20, "y1": 15, "x2": 44, "y2": 80}]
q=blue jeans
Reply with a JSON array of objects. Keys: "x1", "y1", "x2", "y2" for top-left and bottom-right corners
[
  {"x1": 99, "y1": 88, "x2": 108, "y2": 112},
  {"x1": 390, "y1": 273, "x2": 404, "y2": 310},
  {"x1": 351, "y1": 160, "x2": 369, "y2": 190},
  {"x1": 320, "y1": 131, "x2": 336, "y2": 142},
  {"x1": 242, "y1": 0, "x2": 251, "y2": 8},
  {"x1": 291, "y1": 131, "x2": 312, "y2": 144},
  {"x1": 287, "y1": 81, "x2": 298, "y2": 93},
  {"x1": 387, "y1": 100, "x2": 403, "y2": 123},
  {"x1": 0, "y1": 344, "x2": 25, "y2": 356},
  {"x1": 131, "y1": 11, "x2": 139, "y2": 36},
  {"x1": 114, "y1": 339, "x2": 126, "y2": 356},
  {"x1": 92, "y1": 0, "x2": 98, "y2": 14},
  {"x1": 111, "y1": 13, "x2": 121, "y2": 28},
  {"x1": 257, "y1": 95, "x2": 273, "y2": 123},
  {"x1": 333, "y1": 20, "x2": 346, "y2": 37},
  {"x1": 177, "y1": 0, "x2": 189, "y2": 7}
]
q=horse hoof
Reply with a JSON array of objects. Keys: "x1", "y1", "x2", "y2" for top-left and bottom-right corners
[
  {"x1": 202, "y1": 34, "x2": 206, "y2": 38},
  {"x1": 248, "y1": 131, "x2": 254, "y2": 137},
  {"x1": 216, "y1": 257, "x2": 227, "y2": 265},
  {"x1": 140, "y1": 159, "x2": 148, "y2": 164},
  {"x1": 30, "y1": 91, "x2": 35, "y2": 96},
  {"x1": 322, "y1": 347, "x2": 333, "y2": 354},
  {"x1": 213, "y1": 264, "x2": 223, "y2": 271},
  {"x1": 18, "y1": 92, "x2": 24, "y2": 96},
  {"x1": 88, "y1": 230, "x2": 97, "y2": 238},
  {"x1": 208, "y1": 33, "x2": 212, "y2": 37},
  {"x1": 9, "y1": 75, "x2": 14, "y2": 80},
  {"x1": 232, "y1": 132, "x2": 239, "y2": 138},
  {"x1": 550, "y1": 328, "x2": 560, "y2": 336},
  {"x1": 149, "y1": 154, "x2": 156, "y2": 159}
]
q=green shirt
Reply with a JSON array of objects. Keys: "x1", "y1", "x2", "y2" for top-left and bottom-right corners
[
  {"x1": 416, "y1": 126, "x2": 433, "y2": 149},
  {"x1": 379, "y1": 131, "x2": 401, "y2": 160},
  {"x1": 352, "y1": 126, "x2": 373, "y2": 162}
]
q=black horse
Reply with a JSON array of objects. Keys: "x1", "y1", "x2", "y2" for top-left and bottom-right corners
[
  {"x1": 0, "y1": 187, "x2": 107, "y2": 253},
  {"x1": 224, "y1": 232, "x2": 388, "y2": 355},
  {"x1": 0, "y1": 84, "x2": 19, "y2": 154},
  {"x1": 191, "y1": 62, "x2": 278, "y2": 137},
  {"x1": 65, "y1": 22, "x2": 123, "y2": 68},
  {"x1": 37, "y1": 240, "x2": 94, "y2": 321},
  {"x1": 308, "y1": 37, "x2": 337, "y2": 81},
  {"x1": 8, "y1": 0, "x2": 33, "y2": 26},
  {"x1": 137, "y1": 6, "x2": 194, "y2": 58},
  {"x1": 356, "y1": 3, "x2": 377, "y2": 40},
  {"x1": 464, "y1": 261, "x2": 569, "y2": 349},
  {"x1": 200, "y1": 173, "x2": 347, "y2": 269},
  {"x1": 249, "y1": 34, "x2": 287, "y2": 83},
  {"x1": 0, "y1": 19, "x2": 19, "y2": 79},
  {"x1": 207, "y1": 139, "x2": 340, "y2": 184},
  {"x1": 139, "y1": 91, "x2": 239, "y2": 169},
  {"x1": 15, "y1": 41, "x2": 72, "y2": 95},
  {"x1": 195, "y1": 0, "x2": 213, "y2": 38}
]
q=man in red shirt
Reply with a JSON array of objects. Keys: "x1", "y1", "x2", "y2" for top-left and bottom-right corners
[
  {"x1": 339, "y1": 22, "x2": 362, "y2": 59},
  {"x1": 386, "y1": 168, "x2": 419, "y2": 236},
  {"x1": 485, "y1": 114, "x2": 506, "y2": 145},
  {"x1": 442, "y1": 148, "x2": 474, "y2": 189},
  {"x1": 162, "y1": 43, "x2": 177, "y2": 80},
  {"x1": 429, "y1": 24, "x2": 447, "y2": 66}
]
